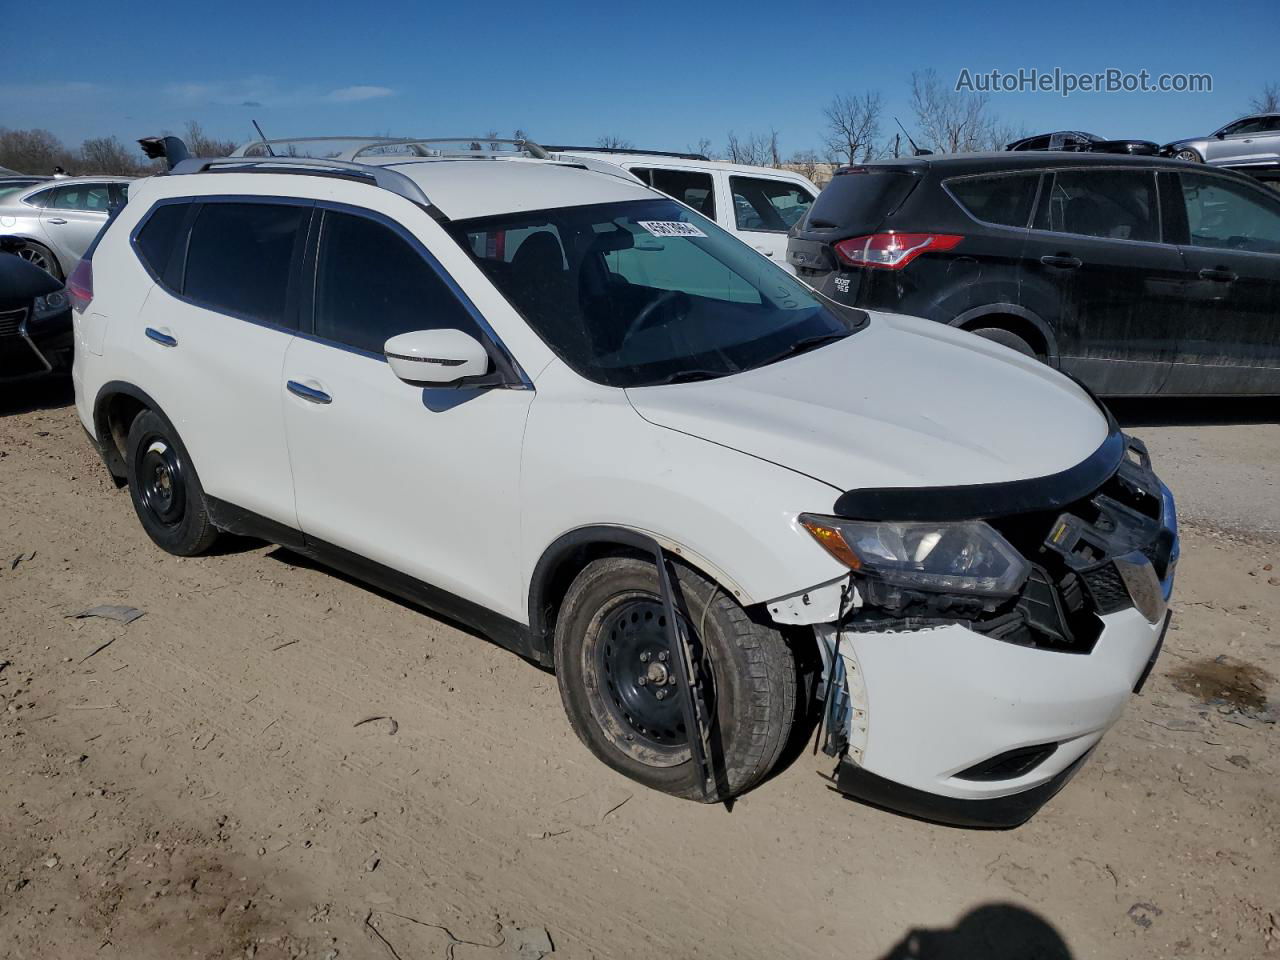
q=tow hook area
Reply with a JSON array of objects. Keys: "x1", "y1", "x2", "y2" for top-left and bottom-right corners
[{"x1": 814, "y1": 622, "x2": 868, "y2": 765}]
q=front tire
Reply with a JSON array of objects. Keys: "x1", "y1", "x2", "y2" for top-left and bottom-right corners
[
  {"x1": 554, "y1": 557, "x2": 797, "y2": 802},
  {"x1": 125, "y1": 409, "x2": 219, "y2": 556},
  {"x1": 1173, "y1": 148, "x2": 1203, "y2": 163}
]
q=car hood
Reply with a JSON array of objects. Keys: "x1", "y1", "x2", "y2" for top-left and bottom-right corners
[
  {"x1": 1163, "y1": 137, "x2": 1208, "y2": 151},
  {"x1": 625, "y1": 311, "x2": 1111, "y2": 497}
]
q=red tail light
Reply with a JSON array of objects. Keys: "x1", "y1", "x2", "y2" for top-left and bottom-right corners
[
  {"x1": 67, "y1": 258, "x2": 94, "y2": 313},
  {"x1": 833, "y1": 232, "x2": 963, "y2": 270}
]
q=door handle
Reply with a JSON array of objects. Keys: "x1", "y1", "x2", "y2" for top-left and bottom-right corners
[
  {"x1": 287, "y1": 380, "x2": 332, "y2": 404},
  {"x1": 1198, "y1": 267, "x2": 1237, "y2": 282},
  {"x1": 47, "y1": 217, "x2": 68, "y2": 225},
  {"x1": 1040, "y1": 254, "x2": 1082, "y2": 269},
  {"x1": 144, "y1": 327, "x2": 178, "y2": 347}
]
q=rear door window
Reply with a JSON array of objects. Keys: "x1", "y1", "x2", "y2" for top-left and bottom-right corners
[
  {"x1": 313, "y1": 210, "x2": 483, "y2": 356},
  {"x1": 1034, "y1": 169, "x2": 1159, "y2": 243},
  {"x1": 729, "y1": 176, "x2": 815, "y2": 232},
  {"x1": 947, "y1": 173, "x2": 1041, "y2": 227},
  {"x1": 183, "y1": 201, "x2": 308, "y2": 327},
  {"x1": 631, "y1": 167, "x2": 717, "y2": 219},
  {"x1": 45, "y1": 183, "x2": 113, "y2": 212}
]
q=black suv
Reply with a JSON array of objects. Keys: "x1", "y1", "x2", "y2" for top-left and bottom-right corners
[{"x1": 787, "y1": 153, "x2": 1280, "y2": 396}]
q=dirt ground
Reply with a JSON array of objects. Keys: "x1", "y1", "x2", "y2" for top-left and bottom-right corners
[{"x1": 1, "y1": 384, "x2": 1277, "y2": 960}]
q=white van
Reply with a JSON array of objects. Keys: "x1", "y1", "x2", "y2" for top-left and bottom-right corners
[{"x1": 547, "y1": 148, "x2": 819, "y2": 265}]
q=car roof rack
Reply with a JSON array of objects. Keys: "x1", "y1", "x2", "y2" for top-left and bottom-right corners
[
  {"x1": 542, "y1": 145, "x2": 710, "y2": 162},
  {"x1": 168, "y1": 156, "x2": 438, "y2": 211},
  {"x1": 231, "y1": 136, "x2": 552, "y2": 162}
]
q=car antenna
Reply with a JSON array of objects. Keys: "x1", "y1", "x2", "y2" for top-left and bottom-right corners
[
  {"x1": 252, "y1": 119, "x2": 276, "y2": 158},
  {"x1": 894, "y1": 117, "x2": 932, "y2": 156}
]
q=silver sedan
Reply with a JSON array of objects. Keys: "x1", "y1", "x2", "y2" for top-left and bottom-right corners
[
  {"x1": 0, "y1": 176, "x2": 132, "y2": 279},
  {"x1": 1164, "y1": 113, "x2": 1280, "y2": 170}
]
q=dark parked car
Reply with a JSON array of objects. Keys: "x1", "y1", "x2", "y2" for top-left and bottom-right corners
[
  {"x1": 788, "y1": 152, "x2": 1280, "y2": 396},
  {"x1": 0, "y1": 251, "x2": 73, "y2": 382},
  {"x1": 1008, "y1": 131, "x2": 1160, "y2": 156}
]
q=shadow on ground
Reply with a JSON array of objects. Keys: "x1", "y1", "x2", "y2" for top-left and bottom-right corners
[
  {"x1": 0, "y1": 375, "x2": 73, "y2": 417},
  {"x1": 1108, "y1": 396, "x2": 1279, "y2": 428},
  {"x1": 877, "y1": 903, "x2": 1072, "y2": 959}
]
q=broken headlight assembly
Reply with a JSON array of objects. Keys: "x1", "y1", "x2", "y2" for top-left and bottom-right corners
[{"x1": 799, "y1": 515, "x2": 1031, "y2": 615}]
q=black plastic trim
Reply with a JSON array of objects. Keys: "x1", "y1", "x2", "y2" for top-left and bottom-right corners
[
  {"x1": 833, "y1": 751, "x2": 1091, "y2": 828},
  {"x1": 833, "y1": 428, "x2": 1126, "y2": 522},
  {"x1": 205, "y1": 497, "x2": 541, "y2": 664}
]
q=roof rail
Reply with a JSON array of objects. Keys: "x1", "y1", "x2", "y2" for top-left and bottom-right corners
[
  {"x1": 168, "y1": 156, "x2": 437, "y2": 210},
  {"x1": 543, "y1": 145, "x2": 711, "y2": 162},
  {"x1": 231, "y1": 136, "x2": 552, "y2": 162}
]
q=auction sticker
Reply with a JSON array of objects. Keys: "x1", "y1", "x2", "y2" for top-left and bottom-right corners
[{"x1": 638, "y1": 221, "x2": 707, "y2": 239}]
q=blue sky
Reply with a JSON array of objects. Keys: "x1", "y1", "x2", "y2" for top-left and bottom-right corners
[{"x1": 2, "y1": 0, "x2": 1274, "y2": 157}]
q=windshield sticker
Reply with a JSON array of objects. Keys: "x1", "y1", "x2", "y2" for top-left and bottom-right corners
[{"x1": 637, "y1": 220, "x2": 707, "y2": 239}]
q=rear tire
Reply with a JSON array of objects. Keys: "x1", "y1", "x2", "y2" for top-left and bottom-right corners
[
  {"x1": 125, "y1": 409, "x2": 219, "y2": 556},
  {"x1": 554, "y1": 556, "x2": 797, "y2": 802},
  {"x1": 970, "y1": 326, "x2": 1039, "y2": 360},
  {"x1": 12, "y1": 241, "x2": 62, "y2": 280}
]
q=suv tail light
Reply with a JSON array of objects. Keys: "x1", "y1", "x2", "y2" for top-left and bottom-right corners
[
  {"x1": 833, "y1": 232, "x2": 963, "y2": 270},
  {"x1": 67, "y1": 258, "x2": 94, "y2": 313}
]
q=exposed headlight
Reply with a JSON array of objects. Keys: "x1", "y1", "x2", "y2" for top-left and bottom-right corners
[
  {"x1": 799, "y1": 514, "x2": 1031, "y2": 597},
  {"x1": 32, "y1": 290, "x2": 69, "y2": 321}
]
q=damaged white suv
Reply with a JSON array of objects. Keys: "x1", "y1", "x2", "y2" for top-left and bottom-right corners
[{"x1": 72, "y1": 137, "x2": 1177, "y2": 826}]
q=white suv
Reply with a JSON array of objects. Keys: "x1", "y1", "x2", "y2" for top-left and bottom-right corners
[{"x1": 71, "y1": 139, "x2": 1178, "y2": 825}]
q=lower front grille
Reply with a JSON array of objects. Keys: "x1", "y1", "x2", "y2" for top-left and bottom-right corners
[
  {"x1": 1082, "y1": 564, "x2": 1132, "y2": 615},
  {"x1": 0, "y1": 307, "x2": 26, "y2": 337}
]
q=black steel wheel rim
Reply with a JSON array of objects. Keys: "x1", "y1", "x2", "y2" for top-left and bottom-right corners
[
  {"x1": 136, "y1": 434, "x2": 186, "y2": 527},
  {"x1": 593, "y1": 596, "x2": 705, "y2": 750}
]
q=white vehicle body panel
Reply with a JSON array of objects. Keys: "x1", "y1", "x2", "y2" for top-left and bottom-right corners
[
  {"x1": 629, "y1": 311, "x2": 1109, "y2": 491},
  {"x1": 840, "y1": 608, "x2": 1162, "y2": 800}
]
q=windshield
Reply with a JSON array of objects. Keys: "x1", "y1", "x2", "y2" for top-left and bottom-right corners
[{"x1": 450, "y1": 199, "x2": 863, "y2": 387}]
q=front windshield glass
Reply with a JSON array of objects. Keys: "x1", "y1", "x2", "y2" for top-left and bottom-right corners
[{"x1": 450, "y1": 199, "x2": 862, "y2": 387}]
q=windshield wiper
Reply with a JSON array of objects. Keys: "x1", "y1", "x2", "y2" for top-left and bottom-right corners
[
  {"x1": 650, "y1": 369, "x2": 726, "y2": 385},
  {"x1": 757, "y1": 332, "x2": 849, "y2": 368}
]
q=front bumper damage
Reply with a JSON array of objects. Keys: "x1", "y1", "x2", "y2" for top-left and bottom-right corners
[{"x1": 808, "y1": 435, "x2": 1178, "y2": 827}]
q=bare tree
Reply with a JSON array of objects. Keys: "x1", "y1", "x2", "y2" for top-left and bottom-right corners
[
  {"x1": 687, "y1": 137, "x2": 714, "y2": 159},
  {"x1": 724, "y1": 131, "x2": 776, "y2": 166},
  {"x1": 789, "y1": 149, "x2": 821, "y2": 181},
  {"x1": 822, "y1": 91, "x2": 883, "y2": 164},
  {"x1": 0, "y1": 127, "x2": 76, "y2": 175},
  {"x1": 182, "y1": 120, "x2": 236, "y2": 157},
  {"x1": 910, "y1": 69, "x2": 1001, "y2": 154},
  {"x1": 1249, "y1": 82, "x2": 1280, "y2": 114},
  {"x1": 79, "y1": 136, "x2": 151, "y2": 175},
  {"x1": 596, "y1": 134, "x2": 635, "y2": 150}
]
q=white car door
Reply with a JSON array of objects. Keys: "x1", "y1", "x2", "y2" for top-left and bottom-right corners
[
  {"x1": 724, "y1": 173, "x2": 817, "y2": 264},
  {"x1": 133, "y1": 198, "x2": 305, "y2": 528},
  {"x1": 281, "y1": 204, "x2": 534, "y2": 620}
]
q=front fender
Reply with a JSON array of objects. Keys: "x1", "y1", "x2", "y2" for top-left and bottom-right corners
[{"x1": 520, "y1": 367, "x2": 848, "y2": 634}]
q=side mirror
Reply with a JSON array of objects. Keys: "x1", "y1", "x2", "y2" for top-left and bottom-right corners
[
  {"x1": 384, "y1": 329, "x2": 490, "y2": 385},
  {"x1": 1214, "y1": 131, "x2": 1226, "y2": 140}
]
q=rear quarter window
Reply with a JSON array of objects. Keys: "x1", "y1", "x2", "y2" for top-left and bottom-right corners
[
  {"x1": 947, "y1": 173, "x2": 1041, "y2": 227},
  {"x1": 134, "y1": 202, "x2": 191, "y2": 279}
]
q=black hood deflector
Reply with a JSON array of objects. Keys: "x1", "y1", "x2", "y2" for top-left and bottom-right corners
[{"x1": 833, "y1": 428, "x2": 1127, "y2": 523}]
